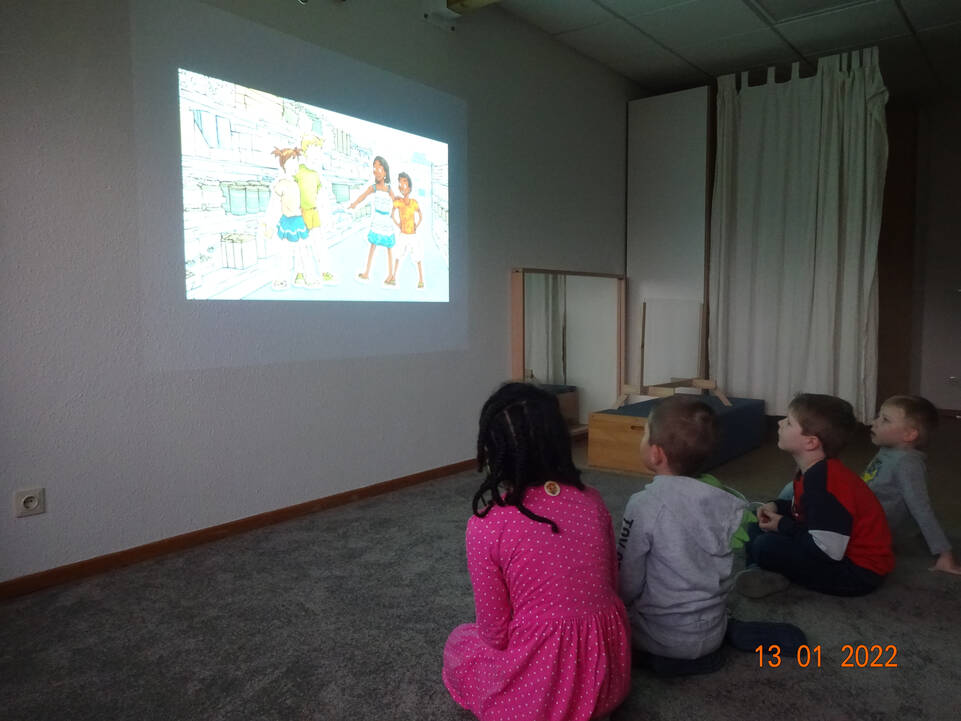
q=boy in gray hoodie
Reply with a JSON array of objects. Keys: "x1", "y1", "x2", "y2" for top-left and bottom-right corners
[
  {"x1": 618, "y1": 396, "x2": 802, "y2": 675},
  {"x1": 864, "y1": 395, "x2": 960, "y2": 574}
]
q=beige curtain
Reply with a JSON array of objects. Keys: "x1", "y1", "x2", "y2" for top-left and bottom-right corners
[{"x1": 709, "y1": 48, "x2": 888, "y2": 420}]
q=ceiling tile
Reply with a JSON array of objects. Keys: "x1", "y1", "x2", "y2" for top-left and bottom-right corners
[
  {"x1": 776, "y1": 0, "x2": 908, "y2": 54},
  {"x1": 678, "y1": 28, "x2": 800, "y2": 75},
  {"x1": 499, "y1": 0, "x2": 961, "y2": 101},
  {"x1": 753, "y1": 0, "x2": 873, "y2": 23},
  {"x1": 499, "y1": 0, "x2": 612, "y2": 35},
  {"x1": 623, "y1": 0, "x2": 767, "y2": 47},
  {"x1": 608, "y1": 58, "x2": 710, "y2": 92},
  {"x1": 599, "y1": 0, "x2": 693, "y2": 15},
  {"x1": 900, "y1": 0, "x2": 961, "y2": 31},
  {"x1": 557, "y1": 17, "x2": 709, "y2": 79}
]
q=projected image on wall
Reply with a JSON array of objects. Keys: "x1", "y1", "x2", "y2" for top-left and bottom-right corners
[{"x1": 178, "y1": 68, "x2": 449, "y2": 301}]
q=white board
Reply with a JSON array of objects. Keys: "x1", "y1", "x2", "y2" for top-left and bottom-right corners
[{"x1": 642, "y1": 298, "x2": 702, "y2": 386}]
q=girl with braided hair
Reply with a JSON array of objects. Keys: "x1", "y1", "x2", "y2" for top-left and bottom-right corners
[{"x1": 443, "y1": 383, "x2": 631, "y2": 721}]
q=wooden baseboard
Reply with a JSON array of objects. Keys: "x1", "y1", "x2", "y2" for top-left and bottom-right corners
[{"x1": 0, "y1": 459, "x2": 476, "y2": 601}]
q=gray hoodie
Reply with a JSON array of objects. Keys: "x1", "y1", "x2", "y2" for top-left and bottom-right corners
[
  {"x1": 864, "y1": 447, "x2": 950, "y2": 555},
  {"x1": 617, "y1": 475, "x2": 748, "y2": 659}
]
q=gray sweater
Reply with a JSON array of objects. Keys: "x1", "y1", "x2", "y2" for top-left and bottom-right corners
[
  {"x1": 617, "y1": 475, "x2": 748, "y2": 660},
  {"x1": 864, "y1": 447, "x2": 951, "y2": 555}
]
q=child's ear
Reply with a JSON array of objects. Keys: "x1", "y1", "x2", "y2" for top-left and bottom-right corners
[
  {"x1": 903, "y1": 427, "x2": 920, "y2": 445},
  {"x1": 804, "y1": 434, "x2": 822, "y2": 452},
  {"x1": 648, "y1": 443, "x2": 668, "y2": 470}
]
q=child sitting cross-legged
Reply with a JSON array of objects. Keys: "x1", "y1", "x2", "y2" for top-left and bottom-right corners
[
  {"x1": 443, "y1": 382, "x2": 631, "y2": 721},
  {"x1": 738, "y1": 393, "x2": 895, "y2": 598},
  {"x1": 864, "y1": 395, "x2": 961, "y2": 575},
  {"x1": 618, "y1": 396, "x2": 805, "y2": 676}
]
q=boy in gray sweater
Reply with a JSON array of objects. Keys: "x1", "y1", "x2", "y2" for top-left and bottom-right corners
[
  {"x1": 617, "y1": 396, "x2": 802, "y2": 675},
  {"x1": 864, "y1": 395, "x2": 961, "y2": 575}
]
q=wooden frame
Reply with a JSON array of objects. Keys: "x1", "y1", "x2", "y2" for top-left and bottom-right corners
[
  {"x1": 645, "y1": 377, "x2": 731, "y2": 406},
  {"x1": 510, "y1": 269, "x2": 526, "y2": 380}
]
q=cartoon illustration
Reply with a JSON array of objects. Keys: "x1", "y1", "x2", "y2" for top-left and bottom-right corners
[
  {"x1": 295, "y1": 133, "x2": 336, "y2": 285},
  {"x1": 263, "y1": 146, "x2": 315, "y2": 291},
  {"x1": 178, "y1": 68, "x2": 449, "y2": 301},
  {"x1": 348, "y1": 155, "x2": 396, "y2": 285},
  {"x1": 390, "y1": 172, "x2": 424, "y2": 290}
]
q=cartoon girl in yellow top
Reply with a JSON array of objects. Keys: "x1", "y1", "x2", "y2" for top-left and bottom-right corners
[{"x1": 294, "y1": 133, "x2": 336, "y2": 285}]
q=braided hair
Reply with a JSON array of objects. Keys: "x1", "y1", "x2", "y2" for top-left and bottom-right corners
[{"x1": 474, "y1": 382, "x2": 583, "y2": 533}]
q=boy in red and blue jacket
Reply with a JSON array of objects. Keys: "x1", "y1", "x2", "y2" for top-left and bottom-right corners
[{"x1": 737, "y1": 393, "x2": 894, "y2": 598}]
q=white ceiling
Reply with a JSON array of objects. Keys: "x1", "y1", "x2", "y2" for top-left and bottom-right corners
[{"x1": 495, "y1": 0, "x2": 961, "y2": 103}]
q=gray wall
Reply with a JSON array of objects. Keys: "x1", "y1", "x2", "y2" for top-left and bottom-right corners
[
  {"x1": 0, "y1": 0, "x2": 638, "y2": 581},
  {"x1": 625, "y1": 87, "x2": 710, "y2": 388},
  {"x1": 916, "y1": 98, "x2": 961, "y2": 411}
]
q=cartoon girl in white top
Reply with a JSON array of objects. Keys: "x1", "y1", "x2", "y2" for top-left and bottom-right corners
[{"x1": 348, "y1": 155, "x2": 396, "y2": 285}]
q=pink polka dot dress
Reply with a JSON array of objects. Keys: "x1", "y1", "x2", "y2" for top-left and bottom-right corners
[{"x1": 443, "y1": 484, "x2": 631, "y2": 721}]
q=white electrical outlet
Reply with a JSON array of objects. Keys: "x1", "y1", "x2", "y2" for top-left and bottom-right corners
[{"x1": 14, "y1": 488, "x2": 46, "y2": 518}]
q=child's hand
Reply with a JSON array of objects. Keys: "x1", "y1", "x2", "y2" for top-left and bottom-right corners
[
  {"x1": 758, "y1": 512, "x2": 782, "y2": 532},
  {"x1": 930, "y1": 550, "x2": 961, "y2": 575},
  {"x1": 756, "y1": 502, "x2": 777, "y2": 524}
]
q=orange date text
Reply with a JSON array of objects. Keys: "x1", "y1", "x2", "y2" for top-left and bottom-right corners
[{"x1": 755, "y1": 644, "x2": 898, "y2": 668}]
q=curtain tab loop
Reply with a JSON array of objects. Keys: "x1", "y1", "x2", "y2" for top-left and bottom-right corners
[
  {"x1": 767, "y1": 66, "x2": 776, "y2": 85},
  {"x1": 719, "y1": 74, "x2": 736, "y2": 96},
  {"x1": 817, "y1": 54, "x2": 838, "y2": 75},
  {"x1": 792, "y1": 61, "x2": 799, "y2": 80}
]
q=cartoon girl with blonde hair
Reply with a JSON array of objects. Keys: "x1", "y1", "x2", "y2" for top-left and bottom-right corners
[{"x1": 294, "y1": 133, "x2": 336, "y2": 284}]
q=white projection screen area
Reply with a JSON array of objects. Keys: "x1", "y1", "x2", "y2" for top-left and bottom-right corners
[
  {"x1": 179, "y1": 69, "x2": 449, "y2": 302},
  {"x1": 132, "y1": 0, "x2": 467, "y2": 371}
]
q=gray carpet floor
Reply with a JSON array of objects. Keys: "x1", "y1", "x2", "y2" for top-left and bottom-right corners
[{"x1": 2, "y1": 419, "x2": 960, "y2": 720}]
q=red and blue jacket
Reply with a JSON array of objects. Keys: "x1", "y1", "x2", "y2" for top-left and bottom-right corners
[{"x1": 775, "y1": 458, "x2": 894, "y2": 576}]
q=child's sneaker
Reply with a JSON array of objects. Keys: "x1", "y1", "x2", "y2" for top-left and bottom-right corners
[
  {"x1": 735, "y1": 567, "x2": 790, "y2": 598},
  {"x1": 725, "y1": 617, "x2": 806, "y2": 653},
  {"x1": 417, "y1": 280, "x2": 425, "y2": 290},
  {"x1": 322, "y1": 272, "x2": 337, "y2": 285}
]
